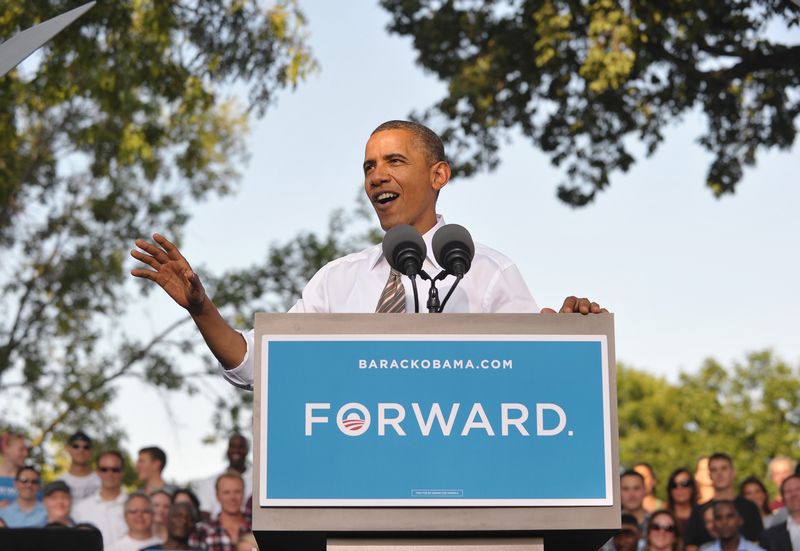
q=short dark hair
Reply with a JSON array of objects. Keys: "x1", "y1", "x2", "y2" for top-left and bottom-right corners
[
  {"x1": 172, "y1": 487, "x2": 201, "y2": 512},
  {"x1": 16, "y1": 465, "x2": 38, "y2": 480},
  {"x1": 712, "y1": 499, "x2": 739, "y2": 517},
  {"x1": 67, "y1": 431, "x2": 92, "y2": 446},
  {"x1": 621, "y1": 469, "x2": 645, "y2": 484},
  {"x1": 708, "y1": 452, "x2": 733, "y2": 467},
  {"x1": 97, "y1": 450, "x2": 124, "y2": 467},
  {"x1": 781, "y1": 474, "x2": 800, "y2": 498},
  {"x1": 139, "y1": 446, "x2": 167, "y2": 472},
  {"x1": 371, "y1": 120, "x2": 446, "y2": 165}
]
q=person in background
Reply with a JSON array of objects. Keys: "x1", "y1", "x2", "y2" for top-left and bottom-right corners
[
  {"x1": 42, "y1": 480, "x2": 74, "y2": 526},
  {"x1": 768, "y1": 458, "x2": 798, "y2": 513},
  {"x1": 636, "y1": 463, "x2": 665, "y2": 513},
  {"x1": 173, "y1": 488, "x2": 201, "y2": 514},
  {"x1": 622, "y1": 470, "x2": 652, "y2": 534},
  {"x1": 137, "y1": 447, "x2": 175, "y2": 495},
  {"x1": 613, "y1": 513, "x2": 644, "y2": 551},
  {"x1": 0, "y1": 431, "x2": 29, "y2": 508},
  {"x1": 740, "y1": 476, "x2": 778, "y2": 529},
  {"x1": 59, "y1": 431, "x2": 101, "y2": 501},
  {"x1": 705, "y1": 500, "x2": 765, "y2": 551},
  {"x1": 0, "y1": 466, "x2": 47, "y2": 527},
  {"x1": 151, "y1": 489, "x2": 172, "y2": 542},
  {"x1": 685, "y1": 453, "x2": 764, "y2": 551},
  {"x1": 107, "y1": 492, "x2": 162, "y2": 551},
  {"x1": 644, "y1": 510, "x2": 681, "y2": 551},
  {"x1": 667, "y1": 467, "x2": 698, "y2": 537},
  {"x1": 72, "y1": 450, "x2": 128, "y2": 549},
  {"x1": 193, "y1": 434, "x2": 251, "y2": 519},
  {"x1": 141, "y1": 502, "x2": 203, "y2": 550},
  {"x1": 191, "y1": 472, "x2": 250, "y2": 551},
  {"x1": 760, "y1": 474, "x2": 800, "y2": 551}
]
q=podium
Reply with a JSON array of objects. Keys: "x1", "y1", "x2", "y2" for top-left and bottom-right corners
[{"x1": 251, "y1": 314, "x2": 620, "y2": 551}]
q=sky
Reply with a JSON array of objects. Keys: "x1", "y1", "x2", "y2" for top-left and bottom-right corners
[{"x1": 111, "y1": 1, "x2": 800, "y2": 484}]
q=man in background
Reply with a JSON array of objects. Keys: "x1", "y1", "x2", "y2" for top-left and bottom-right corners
[
  {"x1": 193, "y1": 434, "x2": 250, "y2": 518},
  {"x1": 706, "y1": 500, "x2": 765, "y2": 551},
  {"x1": 769, "y1": 457, "x2": 798, "y2": 512},
  {"x1": 73, "y1": 450, "x2": 128, "y2": 548},
  {"x1": 137, "y1": 446, "x2": 175, "y2": 495},
  {"x1": 760, "y1": 475, "x2": 800, "y2": 551},
  {"x1": 0, "y1": 466, "x2": 46, "y2": 527},
  {"x1": 107, "y1": 493, "x2": 162, "y2": 551},
  {"x1": 59, "y1": 431, "x2": 101, "y2": 501},
  {"x1": 43, "y1": 480, "x2": 74, "y2": 526}
]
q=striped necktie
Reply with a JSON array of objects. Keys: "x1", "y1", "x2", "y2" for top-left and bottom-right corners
[{"x1": 375, "y1": 269, "x2": 406, "y2": 313}]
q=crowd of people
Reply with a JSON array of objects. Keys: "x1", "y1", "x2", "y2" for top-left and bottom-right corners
[
  {"x1": 2, "y1": 427, "x2": 799, "y2": 551},
  {"x1": 605, "y1": 454, "x2": 800, "y2": 551},
  {"x1": 0, "y1": 430, "x2": 257, "y2": 551}
]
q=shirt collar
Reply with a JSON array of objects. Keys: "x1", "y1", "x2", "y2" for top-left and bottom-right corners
[
  {"x1": 788, "y1": 515, "x2": 800, "y2": 530},
  {"x1": 368, "y1": 214, "x2": 445, "y2": 271}
]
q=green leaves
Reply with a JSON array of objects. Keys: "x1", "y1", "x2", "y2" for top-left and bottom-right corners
[
  {"x1": 0, "y1": 0, "x2": 315, "y2": 455},
  {"x1": 381, "y1": 0, "x2": 800, "y2": 205},
  {"x1": 618, "y1": 351, "x2": 800, "y2": 499}
]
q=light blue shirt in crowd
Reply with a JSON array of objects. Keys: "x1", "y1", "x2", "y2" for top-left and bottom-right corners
[
  {"x1": 703, "y1": 536, "x2": 765, "y2": 551},
  {"x1": 0, "y1": 500, "x2": 47, "y2": 527}
]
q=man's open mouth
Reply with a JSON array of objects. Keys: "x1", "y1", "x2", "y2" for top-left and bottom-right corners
[{"x1": 375, "y1": 192, "x2": 399, "y2": 205}]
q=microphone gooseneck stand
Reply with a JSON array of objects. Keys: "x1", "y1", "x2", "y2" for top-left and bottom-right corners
[{"x1": 419, "y1": 270, "x2": 463, "y2": 313}]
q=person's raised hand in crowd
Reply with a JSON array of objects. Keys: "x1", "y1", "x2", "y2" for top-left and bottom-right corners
[{"x1": 541, "y1": 296, "x2": 609, "y2": 315}]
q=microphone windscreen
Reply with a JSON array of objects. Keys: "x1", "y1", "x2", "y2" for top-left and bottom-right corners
[
  {"x1": 432, "y1": 224, "x2": 474, "y2": 273},
  {"x1": 382, "y1": 224, "x2": 426, "y2": 272}
]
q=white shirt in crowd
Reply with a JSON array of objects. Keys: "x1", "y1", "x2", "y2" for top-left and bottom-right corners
[
  {"x1": 106, "y1": 534, "x2": 162, "y2": 551},
  {"x1": 221, "y1": 216, "x2": 539, "y2": 389},
  {"x1": 193, "y1": 466, "x2": 252, "y2": 518},
  {"x1": 72, "y1": 491, "x2": 127, "y2": 549},
  {"x1": 59, "y1": 471, "x2": 102, "y2": 502}
]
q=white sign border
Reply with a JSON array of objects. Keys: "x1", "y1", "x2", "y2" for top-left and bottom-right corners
[{"x1": 259, "y1": 333, "x2": 611, "y2": 508}]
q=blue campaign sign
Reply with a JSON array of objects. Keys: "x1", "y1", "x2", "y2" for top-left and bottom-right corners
[{"x1": 259, "y1": 335, "x2": 611, "y2": 507}]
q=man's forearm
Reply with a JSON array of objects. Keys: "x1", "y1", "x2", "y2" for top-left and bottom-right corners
[{"x1": 190, "y1": 296, "x2": 247, "y2": 370}]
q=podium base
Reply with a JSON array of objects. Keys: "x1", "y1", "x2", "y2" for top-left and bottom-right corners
[{"x1": 327, "y1": 538, "x2": 544, "y2": 551}]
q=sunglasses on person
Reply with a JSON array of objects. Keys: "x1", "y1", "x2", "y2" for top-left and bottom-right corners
[
  {"x1": 16, "y1": 476, "x2": 40, "y2": 485},
  {"x1": 651, "y1": 522, "x2": 676, "y2": 533},
  {"x1": 669, "y1": 478, "x2": 693, "y2": 489},
  {"x1": 98, "y1": 466, "x2": 122, "y2": 473},
  {"x1": 70, "y1": 443, "x2": 91, "y2": 450}
]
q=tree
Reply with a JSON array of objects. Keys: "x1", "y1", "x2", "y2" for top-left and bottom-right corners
[
  {"x1": 380, "y1": 0, "x2": 800, "y2": 206},
  {"x1": 617, "y1": 351, "x2": 800, "y2": 499},
  {"x1": 0, "y1": 0, "x2": 316, "y2": 454}
]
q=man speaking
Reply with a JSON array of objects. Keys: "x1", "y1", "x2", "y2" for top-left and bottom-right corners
[{"x1": 130, "y1": 120, "x2": 606, "y2": 389}]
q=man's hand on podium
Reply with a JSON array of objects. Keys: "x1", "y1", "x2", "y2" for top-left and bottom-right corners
[
  {"x1": 540, "y1": 296, "x2": 608, "y2": 315},
  {"x1": 130, "y1": 233, "x2": 207, "y2": 314}
]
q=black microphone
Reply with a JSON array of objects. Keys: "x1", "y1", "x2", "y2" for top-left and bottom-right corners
[
  {"x1": 432, "y1": 224, "x2": 474, "y2": 278},
  {"x1": 382, "y1": 224, "x2": 427, "y2": 277}
]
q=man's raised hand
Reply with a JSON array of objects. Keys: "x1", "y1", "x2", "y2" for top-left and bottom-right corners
[
  {"x1": 540, "y1": 296, "x2": 609, "y2": 314},
  {"x1": 130, "y1": 233, "x2": 207, "y2": 313}
]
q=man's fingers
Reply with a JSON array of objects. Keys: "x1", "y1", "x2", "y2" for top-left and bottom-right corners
[
  {"x1": 153, "y1": 233, "x2": 184, "y2": 261},
  {"x1": 590, "y1": 302, "x2": 602, "y2": 313},
  {"x1": 130, "y1": 249, "x2": 161, "y2": 270},
  {"x1": 134, "y1": 238, "x2": 170, "y2": 264},
  {"x1": 578, "y1": 298, "x2": 591, "y2": 314},
  {"x1": 560, "y1": 296, "x2": 577, "y2": 313},
  {"x1": 540, "y1": 307, "x2": 557, "y2": 314},
  {"x1": 130, "y1": 268, "x2": 159, "y2": 281}
]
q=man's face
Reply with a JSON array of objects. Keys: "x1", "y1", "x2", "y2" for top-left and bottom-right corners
[
  {"x1": 67, "y1": 439, "x2": 92, "y2": 467},
  {"x1": 43, "y1": 490, "x2": 72, "y2": 522},
  {"x1": 167, "y1": 504, "x2": 194, "y2": 540},
  {"x1": 620, "y1": 474, "x2": 646, "y2": 512},
  {"x1": 124, "y1": 495, "x2": 153, "y2": 533},
  {"x1": 5, "y1": 437, "x2": 28, "y2": 468},
  {"x1": 14, "y1": 468, "x2": 40, "y2": 501},
  {"x1": 709, "y1": 458, "x2": 735, "y2": 492},
  {"x1": 97, "y1": 454, "x2": 124, "y2": 491},
  {"x1": 227, "y1": 435, "x2": 248, "y2": 469},
  {"x1": 782, "y1": 477, "x2": 800, "y2": 514},
  {"x1": 772, "y1": 459, "x2": 794, "y2": 488},
  {"x1": 613, "y1": 527, "x2": 640, "y2": 551},
  {"x1": 216, "y1": 476, "x2": 244, "y2": 515},
  {"x1": 363, "y1": 129, "x2": 447, "y2": 234},
  {"x1": 136, "y1": 452, "x2": 160, "y2": 481},
  {"x1": 713, "y1": 503, "x2": 742, "y2": 540}
]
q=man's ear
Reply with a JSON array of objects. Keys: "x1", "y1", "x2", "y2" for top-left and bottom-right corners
[{"x1": 431, "y1": 161, "x2": 451, "y2": 192}]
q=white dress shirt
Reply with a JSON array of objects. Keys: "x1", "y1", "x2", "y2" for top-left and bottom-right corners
[
  {"x1": 59, "y1": 471, "x2": 102, "y2": 502},
  {"x1": 72, "y1": 491, "x2": 127, "y2": 549},
  {"x1": 222, "y1": 215, "x2": 538, "y2": 389}
]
